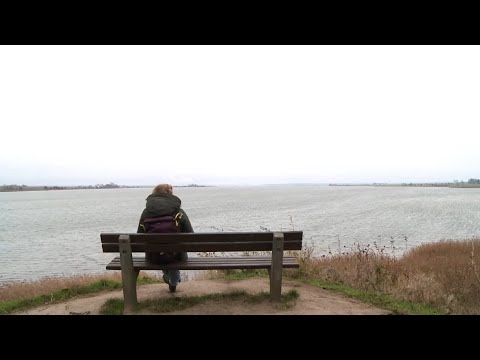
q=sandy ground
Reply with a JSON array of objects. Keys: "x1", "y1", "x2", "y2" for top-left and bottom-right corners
[{"x1": 16, "y1": 278, "x2": 391, "y2": 315}]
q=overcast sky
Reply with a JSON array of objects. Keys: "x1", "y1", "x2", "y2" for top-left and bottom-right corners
[{"x1": 0, "y1": 45, "x2": 479, "y2": 186}]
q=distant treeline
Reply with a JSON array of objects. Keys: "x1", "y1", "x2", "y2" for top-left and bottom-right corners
[
  {"x1": 0, "y1": 183, "x2": 141, "y2": 192},
  {"x1": 0, "y1": 183, "x2": 213, "y2": 192},
  {"x1": 175, "y1": 184, "x2": 211, "y2": 187},
  {"x1": 401, "y1": 178, "x2": 480, "y2": 188},
  {"x1": 330, "y1": 178, "x2": 480, "y2": 188}
]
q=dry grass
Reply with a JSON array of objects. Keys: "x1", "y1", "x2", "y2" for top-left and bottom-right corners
[
  {"x1": 0, "y1": 273, "x2": 123, "y2": 302},
  {"x1": 288, "y1": 238, "x2": 480, "y2": 314},
  {"x1": 400, "y1": 239, "x2": 480, "y2": 313},
  {"x1": 4, "y1": 238, "x2": 480, "y2": 315}
]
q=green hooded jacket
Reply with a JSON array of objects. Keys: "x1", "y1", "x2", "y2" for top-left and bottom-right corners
[{"x1": 136, "y1": 192, "x2": 194, "y2": 233}]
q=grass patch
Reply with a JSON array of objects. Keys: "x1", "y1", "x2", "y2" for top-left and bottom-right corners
[
  {"x1": 308, "y1": 279, "x2": 446, "y2": 315},
  {"x1": 1, "y1": 275, "x2": 159, "y2": 314},
  {"x1": 100, "y1": 299, "x2": 124, "y2": 315},
  {"x1": 223, "y1": 269, "x2": 269, "y2": 280},
  {"x1": 137, "y1": 276, "x2": 161, "y2": 285},
  {"x1": 272, "y1": 289, "x2": 300, "y2": 310},
  {"x1": 99, "y1": 289, "x2": 300, "y2": 315}
]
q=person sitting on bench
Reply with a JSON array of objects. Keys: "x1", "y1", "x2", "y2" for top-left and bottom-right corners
[{"x1": 137, "y1": 183, "x2": 194, "y2": 292}]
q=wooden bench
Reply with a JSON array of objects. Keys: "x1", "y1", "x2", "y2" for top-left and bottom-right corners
[{"x1": 100, "y1": 231, "x2": 303, "y2": 310}]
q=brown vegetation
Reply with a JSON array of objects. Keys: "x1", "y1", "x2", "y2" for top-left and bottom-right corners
[
  {"x1": 2, "y1": 239, "x2": 480, "y2": 314},
  {"x1": 0, "y1": 273, "x2": 122, "y2": 302},
  {"x1": 288, "y1": 238, "x2": 480, "y2": 314}
]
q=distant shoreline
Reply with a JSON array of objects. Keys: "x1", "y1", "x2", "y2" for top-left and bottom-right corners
[
  {"x1": 329, "y1": 183, "x2": 480, "y2": 188},
  {"x1": 0, "y1": 183, "x2": 212, "y2": 192},
  {"x1": 0, "y1": 185, "x2": 145, "y2": 192},
  {"x1": 3, "y1": 182, "x2": 480, "y2": 192}
]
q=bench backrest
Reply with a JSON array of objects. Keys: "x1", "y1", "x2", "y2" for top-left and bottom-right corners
[{"x1": 101, "y1": 231, "x2": 303, "y2": 253}]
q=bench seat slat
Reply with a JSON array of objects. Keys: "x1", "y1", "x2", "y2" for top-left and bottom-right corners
[
  {"x1": 107, "y1": 257, "x2": 299, "y2": 265},
  {"x1": 102, "y1": 241, "x2": 302, "y2": 253},
  {"x1": 106, "y1": 256, "x2": 300, "y2": 270},
  {"x1": 100, "y1": 231, "x2": 303, "y2": 244}
]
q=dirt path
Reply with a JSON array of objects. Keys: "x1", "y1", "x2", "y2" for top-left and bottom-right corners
[{"x1": 16, "y1": 278, "x2": 391, "y2": 315}]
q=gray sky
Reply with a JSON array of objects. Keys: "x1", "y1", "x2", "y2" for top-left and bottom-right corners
[{"x1": 1, "y1": 45, "x2": 479, "y2": 186}]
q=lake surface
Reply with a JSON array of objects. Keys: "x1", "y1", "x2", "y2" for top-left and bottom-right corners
[{"x1": 1, "y1": 185, "x2": 480, "y2": 284}]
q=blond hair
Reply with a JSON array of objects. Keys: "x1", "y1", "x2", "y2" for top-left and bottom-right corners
[{"x1": 152, "y1": 184, "x2": 173, "y2": 194}]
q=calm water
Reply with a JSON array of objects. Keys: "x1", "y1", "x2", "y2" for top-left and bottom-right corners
[{"x1": 1, "y1": 185, "x2": 480, "y2": 284}]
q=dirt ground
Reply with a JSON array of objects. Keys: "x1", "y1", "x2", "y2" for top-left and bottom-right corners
[{"x1": 16, "y1": 278, "x2": 392, "y2": 315}]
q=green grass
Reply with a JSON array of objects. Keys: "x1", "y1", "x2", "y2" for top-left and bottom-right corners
[
  {"x1": 100, "y1": 289, "x2": 300, "y2": 315},
  {"x1": 0, "y1": 276, "x2": 159, "y2": 314},
  {"x1": 308, "y1": 279, "x2": 446, "y2": 315},
  {"x1": 222, "y1": 269, "x2": 269, "y2": 280},
  {"x1": 100, "y1": 298, "x2": 125, "y2": 315}
]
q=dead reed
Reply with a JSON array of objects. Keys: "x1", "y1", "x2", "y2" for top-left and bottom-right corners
[
  {"x1": 288, "y1": 237, "x2": 480, "y2": 314},
  {"x1": 0, "y1": 272, "x2": 158, "y2": 303}
]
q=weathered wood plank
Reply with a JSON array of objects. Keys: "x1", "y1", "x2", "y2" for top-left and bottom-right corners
[
  {"x1": 119, "y1": 235, "x2": 138, "y2": 312},
  {"x1": 101, "y1": 231, "x2": 303, "y2": 244},
  {"x1": 106, "y1": 256, "x2": 299, "y2": 270},
  {"x1": 270, "y1": 232, "x2": 284, "y2": 302},
  {"x1": 102, "y1": 241, "x2": 302, "y2": 253}
]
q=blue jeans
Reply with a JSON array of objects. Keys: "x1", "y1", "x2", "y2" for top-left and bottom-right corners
[{"x1": 146, "y1": 252, "x2": 188, "y2": 287}]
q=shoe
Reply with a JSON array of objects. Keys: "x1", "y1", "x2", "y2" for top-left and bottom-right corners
[
  {"x1": 162, "y1": 275, "x2": 169, "y2": 284},
  {"x1": 169, "y1": 284, "x2": 176, "y2": 293}
]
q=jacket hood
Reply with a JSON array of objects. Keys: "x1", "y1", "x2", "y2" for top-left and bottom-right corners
[{"x1": 144, "y1": 192, "x2": 181, "y2": 217}]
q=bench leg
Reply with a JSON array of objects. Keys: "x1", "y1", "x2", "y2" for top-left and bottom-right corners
[
  {"x1": 119, "y1": 235, "x2": 137, "y2": 313},
  {"x1": 270, "y1": 232, "x2": 284, "y2": 303}
]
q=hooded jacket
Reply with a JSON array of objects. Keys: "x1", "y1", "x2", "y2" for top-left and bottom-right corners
[{"x1": 136, "y1": 192, "x2": 194, "y2": 233}]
